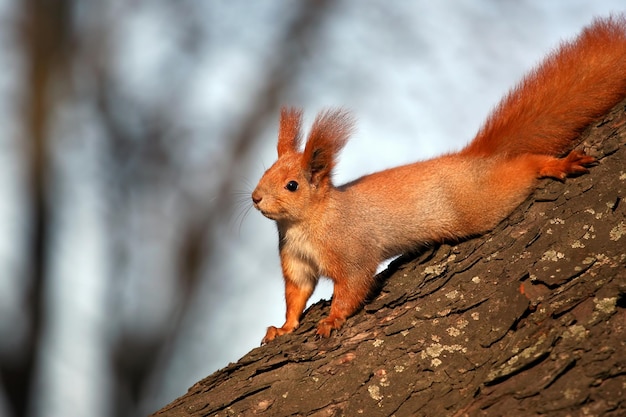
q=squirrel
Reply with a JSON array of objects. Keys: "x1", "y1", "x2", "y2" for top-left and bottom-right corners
[{"x1": 252, "y1": 16, "x2": 626, "y2": 343}]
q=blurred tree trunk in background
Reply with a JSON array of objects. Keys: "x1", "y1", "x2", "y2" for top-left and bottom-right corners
[{"x1": 3, "y1": 1, "x2": 72, "y2": 416}]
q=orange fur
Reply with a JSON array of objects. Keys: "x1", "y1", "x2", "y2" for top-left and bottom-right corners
[
  {"x1": 277, "y1": 107, "x2": 303, "y2": 155},
  {"x1": 301, "y1": 108, "x2": 354, "y2": 187},
  {"x1": 252, "y1": 16, "x2": 626, "y2": 343}
]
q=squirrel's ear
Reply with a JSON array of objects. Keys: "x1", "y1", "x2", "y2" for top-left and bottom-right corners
[
  {"x1": 302, "y1": 108, "x2": 354, "y2": 186},
  {"x1": 277, "y1": 107, "x2": 303, "y2": 156}
]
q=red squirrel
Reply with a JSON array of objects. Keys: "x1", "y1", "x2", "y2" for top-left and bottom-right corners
[{"x1": 252, "y1": 16, "x2": 626, "y2": 343}]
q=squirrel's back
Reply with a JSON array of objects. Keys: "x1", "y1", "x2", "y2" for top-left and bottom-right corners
[{"x1": 463, "y1": 15, "x2": 626, "y2": 158}]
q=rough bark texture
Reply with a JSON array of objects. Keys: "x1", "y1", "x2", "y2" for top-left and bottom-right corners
[{"x1": 153, "y1": 101, "x2": 626, "y2": 417}]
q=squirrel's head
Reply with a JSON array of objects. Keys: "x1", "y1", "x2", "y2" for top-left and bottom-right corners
[{"x1": 252, "y1": 107, "x2": 354, "y2": 222}]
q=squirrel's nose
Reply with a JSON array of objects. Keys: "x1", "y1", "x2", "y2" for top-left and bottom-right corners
[{"x1": 252, "y1": 191, "x2": 262, "y2": 205}]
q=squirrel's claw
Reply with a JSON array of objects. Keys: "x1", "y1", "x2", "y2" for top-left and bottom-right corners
[{"x1": 316, "y1": 316, "x2": 346, "y2": 338}]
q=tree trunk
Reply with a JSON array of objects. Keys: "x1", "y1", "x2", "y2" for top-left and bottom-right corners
[{"x1": 152, "y1": 101, "x2": 626, "y2": 417}]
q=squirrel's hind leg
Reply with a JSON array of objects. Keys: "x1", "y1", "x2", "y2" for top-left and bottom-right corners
[
  {"x1": 536, "y1": 150, "x2": 596, "y2": 180},
  {"x1": 499, "y1": 150, "x2": 596, "y2": 185}
]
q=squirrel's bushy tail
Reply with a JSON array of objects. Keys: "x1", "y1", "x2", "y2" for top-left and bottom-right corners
[{"x1": 463, "y1": 15, "x2": 626, "y2": 158}]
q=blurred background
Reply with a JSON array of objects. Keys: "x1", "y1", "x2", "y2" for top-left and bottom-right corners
[{"x1": 0, "y1": 1, "x2": 624, "y2": 416}]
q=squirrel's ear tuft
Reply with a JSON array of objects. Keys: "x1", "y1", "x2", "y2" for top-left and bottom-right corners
[
  {"x1": 302, "y1": 108, "x2": 355, "y2": 186},
  {"x1": 277, "y1": 107, "x2": 304, "y2": 156}
]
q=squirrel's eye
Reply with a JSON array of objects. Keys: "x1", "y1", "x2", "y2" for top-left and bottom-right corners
[{"x1": 285, "y1": 180, "x2": 299, "y2": 192}]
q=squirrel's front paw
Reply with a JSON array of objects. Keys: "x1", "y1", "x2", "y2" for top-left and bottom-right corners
[
  {"x1": 261, "y1": 325, "x2": 296, "y2": 345},
  {"x1": 316, "y1": 316, "x2": 346, "y2": 338},
  {"x1": 262, "y1": 326, "x2": 280, "y2": 345}
]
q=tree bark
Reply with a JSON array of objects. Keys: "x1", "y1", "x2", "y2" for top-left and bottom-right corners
[{"x1": 152, "y1": 100, "x2": 626, "y2": 417}]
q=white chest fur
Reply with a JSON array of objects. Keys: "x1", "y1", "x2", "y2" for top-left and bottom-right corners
[
  {"x1": 278, "y1": 223, "x2": 325, "y2": 288},
  {"x1": 281, "y1": 224, "x2": 320, "y2": 265}
]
